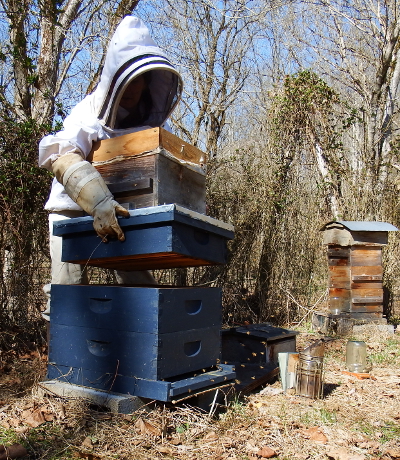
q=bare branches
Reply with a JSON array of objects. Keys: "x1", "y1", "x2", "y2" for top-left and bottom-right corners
[
  {"x1": 1, "y1": 0, "x2": 141, "y2": 125},
  {"x1": 145, "y1": 0, "x2": 263, "y2": 157},
  {"x1": 6, "y1": 0, "x2": 31, "y2": 119}
]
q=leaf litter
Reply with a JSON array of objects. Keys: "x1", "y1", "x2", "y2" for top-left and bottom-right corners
[{"x1": 0, "y1": 329, "x2": 399, "y2": 459}]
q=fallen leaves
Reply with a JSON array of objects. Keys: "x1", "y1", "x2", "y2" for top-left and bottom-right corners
[
  {"x1": 0, "y1": 444, "x2": 28, "y2": 460},
  {"x1": 301, "y1": 426, "x2": 328, "y2": 444},
  {"x1": 21, "y1": 410, "x2": 45, "y2": 428},
  {"x1": 383, "y1": 447, "x2": 400, "y2": 459},
  {"x1": 375, "y1": 375, "x2": 400, "y2": 384},
  {"x1": 157, "y1": 445, "x2": 173, "y2": 455},
  {"x1": 354, "y1": 438, "x2": 380, "y2": 451},
  {"x1": 203, "y1": 431, "x2": 219, "y2": 442},
  {"x1": 0, "y1": 402, "x2": 59, "y2": 428},
  {"x1": 134, "y1": 417, "x2": 162, "y2": 437},
  {"x1": 19, "y1": 349, "x2": 47, "y2": 362},
  {"x1": 21, "y1": 406, "x2": 53, "y2": 427},
  {"x1": 81, "y1": 437, "x2": 94, "y2": 449},
  {"x1": 73, "y1": 452, "x2": 101, "y2": 460},
  {"x1": 168, "y1": 435, "x2": 182, "y2": 446},
  {"x1": 256, "y1": 446, "x2": 277, "y2": 458},
  {"x1": 326, "y1": 447, "x2": 366, "y2": 460}
]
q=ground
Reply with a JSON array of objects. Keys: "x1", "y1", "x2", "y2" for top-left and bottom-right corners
[{"x1": 0, "y1": 324, "x2": 399, "y2": 460}]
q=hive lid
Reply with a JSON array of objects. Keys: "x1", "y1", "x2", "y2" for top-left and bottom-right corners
[
  {"x1": 53, "y1": 204, "x2": 235, "y2": 239},
  {"x1": 321, "y1": 221, "x2": 398, "y2": 232},
  {"x1": 225, "y1": 323, "x2": 299, "y2": 341}
]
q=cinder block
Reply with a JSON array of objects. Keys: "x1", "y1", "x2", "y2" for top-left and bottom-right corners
[
  {"x1": 49, "y1": 324, "x2": 221, "y2": 380},
  {"x1": 37, "y1": 380, "x2": 146, "y2": 414},
  {"x1": 51, "y1": 285, "x2": 221, "y2": 333},
  {"x1": 52, "y1": 204, "x2": 234, "y2": 270},
  {"x1": 353, "y1": 323, "x2": 394, "y2": 334}
]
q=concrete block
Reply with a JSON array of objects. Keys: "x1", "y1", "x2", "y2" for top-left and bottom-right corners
[
  {"x1": 352, "y1": 324, "x2": 395, "y2": 334},
  {"x1": 37, "y1": 380, "x2": 146, "y2": 414}
]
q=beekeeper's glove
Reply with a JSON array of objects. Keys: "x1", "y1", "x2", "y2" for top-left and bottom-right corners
[{"x1": 52, "y1": 153, "x2": 129, "y2": 241}]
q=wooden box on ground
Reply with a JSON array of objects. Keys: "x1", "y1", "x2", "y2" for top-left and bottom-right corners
[
  {"x1": 88, "y1": 128, "x2": 206, "y2": 214},
  {"x1": 53, "y1": 204, "x2": 234, "y2": 270},
  {"x1": 321, "y1": 221, "x2": 398, "y2": 322},
  {"x1": 221, "y1": 324, "x2": 298, "y2": 365},
  {"x1": 221, "y1": 324, "x2": 298, "y2": 392}
]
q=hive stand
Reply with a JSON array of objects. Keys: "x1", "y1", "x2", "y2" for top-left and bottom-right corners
[{"x1": 46, "y1": 205, "x2": 236, "y2": 405}]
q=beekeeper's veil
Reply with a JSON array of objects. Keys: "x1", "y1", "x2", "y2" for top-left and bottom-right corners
[{"x1": 93, "y1": 16, "x2": 182, "y2": 130}]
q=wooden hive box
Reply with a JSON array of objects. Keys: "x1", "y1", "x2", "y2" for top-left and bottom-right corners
[
  {"x1": 53, "y1": 204, "x2": 234, "y2": 270},
  {"x1": 47, "y1": 286, "x2": 235, "y2": 402},
  {"x1": 321, "y1": 221, "x2": 398, "y2": 321},
  {"x1": 48, "y1": 285, "x2": 222, "y2": 381},
  {"x1": 88, "y1": 127, "x2": 207, "y2": 214}
]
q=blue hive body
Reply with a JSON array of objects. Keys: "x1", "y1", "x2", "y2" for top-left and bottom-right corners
[
  {"x1": 49, "y1": 286, "x2": 222, "y2": 381},
  {"x1": 53, "y1": 204, "x2": 234, "y2": 270},
  {"x1": 47, "y1": 206, "x2": 236, "y2": 401}
]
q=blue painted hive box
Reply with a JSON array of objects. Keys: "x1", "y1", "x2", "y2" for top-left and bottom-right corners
[
  {"x1": 53, "y1": 204, "x2": 234, "y2": 271},
  {"x1": 47, "y1": 285, "x2": 222, "y2": 382}
]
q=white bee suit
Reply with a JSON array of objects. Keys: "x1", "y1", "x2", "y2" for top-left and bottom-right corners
[{"x1": 39, "y1": 16, "x2": 183, "y2": 321}]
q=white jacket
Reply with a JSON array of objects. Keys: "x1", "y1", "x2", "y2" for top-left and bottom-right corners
[{"x1": 39, "y1": 16, "x2": 182, "y2": 211}]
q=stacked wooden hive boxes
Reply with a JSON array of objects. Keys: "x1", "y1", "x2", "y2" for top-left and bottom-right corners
[
  {"x1": 322, "y1": 221, "x2": 398, "y2": 322},
  {"x1": 47, "y1": 128, "x2": 236, "y2": 402}
]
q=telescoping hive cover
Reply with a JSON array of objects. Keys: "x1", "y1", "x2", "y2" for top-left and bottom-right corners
[{"x1": 53, "y1": 204, "x2": 235, "y2": 270}]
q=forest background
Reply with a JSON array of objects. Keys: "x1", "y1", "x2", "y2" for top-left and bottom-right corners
[{"x1": 1, "y1": 0, "x2": 400, "y2": 349}]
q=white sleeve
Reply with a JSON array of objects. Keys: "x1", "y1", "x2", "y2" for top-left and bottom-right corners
[{"x1": 38, "y1": 97, "x2": 102, "y2": 171}]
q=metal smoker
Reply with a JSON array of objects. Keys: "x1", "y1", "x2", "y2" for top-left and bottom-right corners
[{"x1": 296, "y1": 340, "x2": 324, "y2": 399}]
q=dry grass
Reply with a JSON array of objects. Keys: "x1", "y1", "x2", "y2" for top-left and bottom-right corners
[{"x1": 0, "y1": 327, "x2": 399, "y2": 460}]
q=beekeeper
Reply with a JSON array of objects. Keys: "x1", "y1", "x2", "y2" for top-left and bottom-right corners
[{"x1": 39, "y1": 16, "x2": 183, "y2": 321}]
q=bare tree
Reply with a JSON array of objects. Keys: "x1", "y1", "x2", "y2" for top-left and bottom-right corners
[
  {"x1": 283, "y1": 0, "x2": 400, "y2": 186},
  {"x1": 139, "y1": 0, "x2": 266, "y2": 157},
  {"x1": 0, "y1": 0, "x2": 140, "y2": 344},
  {"x1": 1, "y1": 0, "x2": 140, "y2": 124}
]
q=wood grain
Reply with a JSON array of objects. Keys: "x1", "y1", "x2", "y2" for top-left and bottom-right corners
[
  {"x1": 350, "y1": 246, "x2": 382, "y2": 266},
  {"x1": 88, "y1": 127, "x2": 206, "y2": 164}
]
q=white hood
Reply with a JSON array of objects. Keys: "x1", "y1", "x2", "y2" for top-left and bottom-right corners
[
  {"x1": 39, "y1": 15, "x2": 182, "y2": 212},
  {"x1": 94, "y1": 16, "x2": 182, "y2": 129}
]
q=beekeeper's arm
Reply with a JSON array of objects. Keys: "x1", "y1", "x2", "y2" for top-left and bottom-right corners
[
  {"x1": 39, "y1": 105, "x2": 129, "y2": 241},
  {"x1": 52, "y1": 152, "x2": 129, "y2": 241}
]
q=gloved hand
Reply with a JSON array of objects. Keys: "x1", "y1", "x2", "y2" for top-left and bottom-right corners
[{"x1": 52, "y1": 153, "x2": 129, "y2": 241}]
